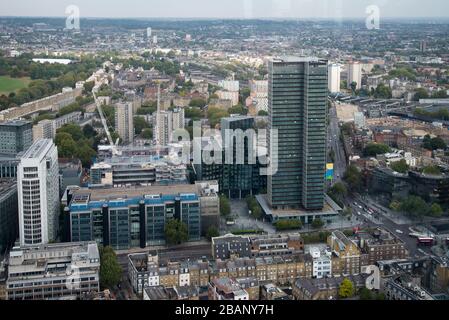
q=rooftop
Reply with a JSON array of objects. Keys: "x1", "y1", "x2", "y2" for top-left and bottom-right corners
[{"x1": 21, "y1": 139, "x2": 54, "y2": 160}]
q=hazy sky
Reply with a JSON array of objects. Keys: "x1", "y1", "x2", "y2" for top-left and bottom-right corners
[{"x1": 1, "y1": 0, "x2": 448, "y2": 19}]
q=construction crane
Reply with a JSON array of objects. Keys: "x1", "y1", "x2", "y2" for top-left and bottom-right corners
[{"x1": 92, "y1": 86, "x2": 121, "y2": 156}]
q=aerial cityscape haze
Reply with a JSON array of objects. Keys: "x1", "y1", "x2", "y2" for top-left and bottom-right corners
[{"x1": 0, "y1": 0, "x2": 448, "y2": 311}]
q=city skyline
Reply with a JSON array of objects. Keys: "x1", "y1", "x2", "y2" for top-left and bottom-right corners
[{"x1": 1, "y1": 0, "x2": 449, "y2": 19}]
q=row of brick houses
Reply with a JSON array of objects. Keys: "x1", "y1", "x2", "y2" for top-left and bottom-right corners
[{"x1": 128, "y1": 229, "x2": 408, "y2": 297}]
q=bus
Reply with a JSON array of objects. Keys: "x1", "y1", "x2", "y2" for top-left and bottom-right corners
[{"x1": 417, "y1": 237, "x2": 434, "y2": 246}]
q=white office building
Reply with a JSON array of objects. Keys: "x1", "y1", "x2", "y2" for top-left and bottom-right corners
[
  {"x1": 310, "y1": 247, "x2": 332, "y2": 279},
  {"x1": 18, "y1": 139, "x2": 60, "y2": 246},
  {"x1": 328, "y1": 64, "x2": 341, "y2": 93},
  {"x1": 6, "y1": 242, "x2": 100, "y2": 300},
  {"x1": 348, "y1": 62, "x2": 362, "y2": 90}
]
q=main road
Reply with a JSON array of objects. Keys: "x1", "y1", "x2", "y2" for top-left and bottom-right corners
[{"x1": 328, "y1": 101, "x2": 347, "y2": 182}]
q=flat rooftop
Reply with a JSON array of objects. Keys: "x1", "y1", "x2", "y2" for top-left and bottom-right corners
[
  {"x1": 256, "y1": 194, "x2": 340, "y2": 219},
  {"x1": 22, "y1": 139, "x2": 53, "y2": 160},
  {"x1": 71, "y1": 184, "x2": 199, "y2": 202},
  {"x1": 274, "y1": 56, "x2": 324, "y2": 63}
]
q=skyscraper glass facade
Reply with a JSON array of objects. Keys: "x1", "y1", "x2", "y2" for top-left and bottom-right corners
[{"x1": 268, "y1": 57, "x2": 328, "y2": 210}]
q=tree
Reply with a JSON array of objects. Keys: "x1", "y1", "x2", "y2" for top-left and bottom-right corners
[
  {"x1": 206, "y1": 226, "x2": 219, "y2": 241},
  {"x1": 374, "y1": 84, "x2": 392, "y2": 99},
  {"x1": 432, "y1": 90, "x2": 448, "y2": 99},
  {"x1": 83, "y1": 81, "x2": 95, "y2": 94},
  {"x1": 430, "y1": 203, "x2": 443, "y2": 217},
  {"x1": 399, "y1": 196, "x2": 429, "y2": 218},
  {"x1": 165, "y1": 219, "x2": 189, "y2": 246},
  {"x1": 343, "y1": 165, "x2": 363, "y2": 192},
  {"x1": 99, "y1": 246, "x2": 122, "y2": 290},
  {"x1": 134, "y1": 116, "x2": 149, "y2": 134},
  {"x1": 274, "y1": 220, "x2": 302, "y2": 231},
  {"x1": 329, "y1": 182, "x2": 348, "y2": 199},
  {"x1": 58, "y1": 124, "x2": 84, "y2": 141},
  {"x1": 228, "y1": 104, "x2": 247, "y2": 115},
  {"x1": 350, "y1": 82, "x2": 357, "y2": 94},
  {"x1": 141, "y1": 128, "x2": 153, "y2": 140},
  {"x1": 189, "y1": 98, "x2": 207, "y2": 108},
  {"x1": 359, "y1": 287, "x2": 373, "y2": 300},
  {"x1": 390, "y1": 159, "x2": 409, "y2": 174},
  {"x1": 423, "y1": 165, "x2": 442, "y2": 176},
  {"x1": 422, "y1": 135, "x2": 447, "y2": 151},
  {"x1": 220, "y1": 195, "x2": 231, "y2": 217},
  {"x1": 207, "y1": 107, "x2": 229, "y2": 127},
  {"x1": 414, "y1": 88, "x2": 429, "y2": 101},
  {"x1": 258, "y1": 110, "x2": 268, "y2": 116},
  {"x1": 339, "y1": 278, "x2": 355, "y2": 299},
  {"x1": 311, "y1": 218, "x2": 325, "y2": 229},
  {"x1": 363, "y1": 143, "x2": 391, "y2": 157},
  {"x1": 82, "y1": 124, "x2": 97, "y2": 139},
  {"x1": 185, "y1": 107, "x2": 204, "y2": 121}
]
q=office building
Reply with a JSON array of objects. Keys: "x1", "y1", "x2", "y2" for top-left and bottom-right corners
[
  {"x1": 194, "y1": 116, "x2": 267, "y2": 199},
  {"x1": 90, "y1": 155, "x2": 187, "y2": 187},
  {"x1": 115, "y1": 102, "x2": 134, "y2": 144},
  {"x1": 66, "y1": 182, "x2": 219, "y2": 249},
  {"x1": 18, "y1": 139, "x2": 60, "y2": 246},
  {"x1": 348, "y1": 62, "x2": 362, "y2": 90},
  {"x1": 0, "y1": 120, "x2": 33, "y2": 155},
  {"x1": 328, "y1": 63, "x2": 341, "y2": 93},
  {"x1": 309, "y1": 247, "x2": 332, "y2": 279},
  {"x1": 0, "y1": 179, "x2": 18, "y2": 254},
  {"x1": 221, "y1": 116, "x2": 266, "y2": 198},
  {"x1": 6, "y1": 242, "x2": 100, "y2": 300},
  {"x1": 0, "y1": 155, "x2": 20, "y2": 179},
  {"x1": 268, "y1": 57, "x2": 328, "y2": 211}
]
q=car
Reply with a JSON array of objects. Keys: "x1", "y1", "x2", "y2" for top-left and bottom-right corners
[
  {"x1": 357, "y1": 211, "x2": 361, "y2": 216},
  {"x1": 396, "y1": 229, "x2": 404, "y2": 234}
]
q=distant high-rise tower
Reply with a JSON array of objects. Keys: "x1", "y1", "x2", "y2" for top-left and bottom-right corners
[
  {"x1": 328, "y1": 63, "x2": 341, "y2": 93},
  {"x1": 146, "y1": 27, "x2": 152, "y2": 39},
  {"x1": 153, "y1": 35, "x2": 158, "y2": 44},
  {"x1": 115, "y1": 102, "x2": 134, "y2": 144},
  {"x1": 153, "y1": 108, "x2": 185, "y2": 146},
  {"x1": 420, "y1": 40, "x2": 427, "y2": 52},
  {"x1": 347, "y1": 62, "x2": 362, "y2": 90},
  {"x1": 18, "y1": 139, "x2": 59, "y2": 246},
  {"x1": 268, "y1": 57, "x2": 328, "y2": 211}
]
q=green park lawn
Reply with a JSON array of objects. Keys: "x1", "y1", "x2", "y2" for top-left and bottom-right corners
[{"x1": 0, "y1": 76, "x2": 31, "y2": 95}]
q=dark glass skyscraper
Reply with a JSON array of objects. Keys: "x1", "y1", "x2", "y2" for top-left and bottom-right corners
[{"x1": 268, "y1": 57, "x2": 328, "y2": 211}]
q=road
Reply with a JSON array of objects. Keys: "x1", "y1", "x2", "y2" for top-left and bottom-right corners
[
  {"x1": 328, "y1": 102, "x2": 347, "y2": 182},
  {"x1": 349, "y1": 194, "x2": 433, "y2": 258}
]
